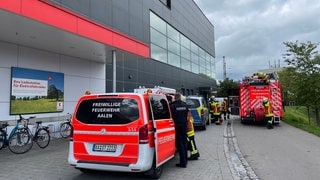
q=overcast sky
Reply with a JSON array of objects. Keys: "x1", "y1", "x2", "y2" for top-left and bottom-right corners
[{"x1": 194, "y1": 0, "x2": 320, "y2": 81}]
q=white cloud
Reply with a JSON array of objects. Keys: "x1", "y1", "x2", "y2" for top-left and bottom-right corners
[{"x1": 194, "y1": 0, "x2": 320, "y2": 80}]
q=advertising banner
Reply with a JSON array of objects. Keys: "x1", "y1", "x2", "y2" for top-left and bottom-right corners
[{"x1": 10, "y1": 67, "x2": 64, "y2": 115}]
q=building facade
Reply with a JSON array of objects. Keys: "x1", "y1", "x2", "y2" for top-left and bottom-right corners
[{"x1": 0, "y1": 0, "x2": 216, "y2": 121}]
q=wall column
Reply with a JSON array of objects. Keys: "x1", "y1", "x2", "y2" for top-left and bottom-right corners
[{"x1": 112, "y1": 50, "x2": 117, "y2": 93}]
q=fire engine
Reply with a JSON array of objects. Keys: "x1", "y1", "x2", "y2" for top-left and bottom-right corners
[{"x1": 239, "y1": 72, "x2": 283, "y2": 124}]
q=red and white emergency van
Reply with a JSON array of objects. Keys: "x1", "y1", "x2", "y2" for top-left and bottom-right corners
[{"x1": 68, "y1": 90, "x2": 176, "y2": 179}]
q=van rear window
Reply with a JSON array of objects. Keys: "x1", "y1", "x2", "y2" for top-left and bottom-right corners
[
  {"x1": 75, "y1": 98, "x2": 139, "y2": 124},
  {"x1": 186, "y1": 99, "x2": 200, "y2": 108}
]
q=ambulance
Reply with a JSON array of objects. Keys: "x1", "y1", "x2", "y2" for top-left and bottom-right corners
[{"x1": 68, "y1": 89, "x2": 176, "y2": 179}]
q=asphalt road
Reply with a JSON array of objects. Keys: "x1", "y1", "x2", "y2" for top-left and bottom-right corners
[{"x1": 232, "y1": 118, "x2": 320, "y2": 180}]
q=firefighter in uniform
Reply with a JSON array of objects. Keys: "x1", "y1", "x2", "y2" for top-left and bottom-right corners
[
  {"x1": 221, "y1": 98, "x2": 230, "y2": 121},
  {"x1": 186, "y1": 110, "x2": 200, "y2": 160},
  {"x1": 209, "y1": 96, "x2": 216, "y2": 123},
  {"x1": 257, "y1": 72, "x2": 269, "y2": 84},
  {"x1": 263, "y1": 98, "x2": 274, "y2": 129},
  {"x1": 170, "y1": 92, "x2": 188, "y2": 168},
  {"x1": 210, "y1": 98, "x2": 222, "y2": 125},
  {"x1": 209, "y1": 96, "x2": 215, "y2": 123}
]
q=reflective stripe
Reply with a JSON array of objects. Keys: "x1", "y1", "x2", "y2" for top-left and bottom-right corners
[
  {"x1": 187, "y1": 131, "x2": 194, "y2": 137},
  {"x1": 156, "y1": 127, "x2": 175, "y2": 133},
  {"x1": 74, "y1": 130, "x2": 138, "y2": 136}
]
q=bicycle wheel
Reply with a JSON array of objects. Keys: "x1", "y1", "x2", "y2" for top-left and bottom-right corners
[
  {"x1": 0, "y1": 129, "x2": 6, "y2": 149},
  {"x1": 60, "y1": 122, "x2": 71, "y2": 138},
  {"x1": 35, "y1": 128, "x2": 50, "y2": 148},
  {"x1": 8, "y1": 130, "x2": 33, "y2": 154}
]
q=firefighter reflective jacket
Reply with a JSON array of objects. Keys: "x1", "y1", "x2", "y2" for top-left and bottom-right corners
[
  {"x1": 186, "y1": 111, "x2": 195, "y2": 137},
  {"x1": 222, "y1": 100, "x2": 228, "y2": 111},
  {"x1": 211, "y1": 101, "x2": 220, "y2": 115},
  {"x1": 263, "y1": 101, "x2": 274, "y2": 117}
]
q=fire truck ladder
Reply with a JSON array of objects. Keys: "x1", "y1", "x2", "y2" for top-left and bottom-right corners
[{"x1": 271, "y1": 83, "x2": 281, "y2": 124}]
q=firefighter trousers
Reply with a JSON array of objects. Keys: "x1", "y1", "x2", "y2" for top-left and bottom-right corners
[
  {"x1": 265, "y1": 116, "x2": 274, "y2": 129},
  {"x1": 187, "y1": 135, "x2": 200, "y2": 160}
]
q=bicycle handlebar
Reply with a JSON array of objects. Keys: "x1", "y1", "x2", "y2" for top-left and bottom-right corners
[{"x1": 18, "y1": 115, "x2": 36, "y2": 126}]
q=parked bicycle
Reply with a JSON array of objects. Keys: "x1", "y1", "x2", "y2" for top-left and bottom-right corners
[
  {"x1": 60, "y1": 113, "x2": 72, "y2": 138},
  {"x1": 20, "y1": 115, "x2": 51, "y2": 150},
  {"x1": 0, "y1": 117, "x2": 33, "y2": 154}
]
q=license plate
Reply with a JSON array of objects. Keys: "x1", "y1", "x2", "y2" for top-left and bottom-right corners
[{"x1": 93, "y1": 144, "x2": 117, "y2": 152}]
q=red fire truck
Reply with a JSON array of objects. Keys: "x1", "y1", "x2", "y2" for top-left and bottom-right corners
[{"x1": 239, "y1": 72, "x2": 283, "y2": 124}]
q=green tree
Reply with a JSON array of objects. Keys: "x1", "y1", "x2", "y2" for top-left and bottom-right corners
[
  {"x1": 217, "y1": 78, "x2": 239, "y2": 97},
  {"x1": 278, "y1": 67, "x2": 297, "y2": 105},
  {"x1": 47, "y1": 84, "x2": 64, "y2": 101},
  {"x1": 282, "y1": 41, "x2": 320, "y2": 125}
]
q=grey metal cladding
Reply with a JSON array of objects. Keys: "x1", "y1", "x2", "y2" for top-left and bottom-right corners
[{"x1": 49, "y1": 0, "x2": 214, "y2": 56}]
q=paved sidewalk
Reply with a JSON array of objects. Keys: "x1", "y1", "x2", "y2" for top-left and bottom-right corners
[
  {"x1": 161, "y1": 120, "x2": 234, "y2": 180},
  {"x1": 0, "y1": 120, "x2": 234, "y2": 180}
]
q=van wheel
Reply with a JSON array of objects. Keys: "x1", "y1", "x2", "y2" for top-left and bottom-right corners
[
  {"x1": 144, "y1": 156, "x2": 163, "y2": 179},
  {"x1": 202, "y1": 123, "x2": 206, "y2": 130}
]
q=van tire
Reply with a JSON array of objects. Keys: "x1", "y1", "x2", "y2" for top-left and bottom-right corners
[
  {"x1": 144, "y1": 155, "x2": 163, "y2": 179},
  {"x1": 201, "y1": 123, "x2": 206, "y2": 130}
]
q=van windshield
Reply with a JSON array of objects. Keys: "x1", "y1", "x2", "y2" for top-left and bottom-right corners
[{"x1": 75, "y1": 98, "x2": 140, "y2": 124}]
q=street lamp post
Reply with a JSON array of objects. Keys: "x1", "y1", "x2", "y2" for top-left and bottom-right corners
[{"x1": 223, "y1": 56, "x2": 226, "y2": 80}]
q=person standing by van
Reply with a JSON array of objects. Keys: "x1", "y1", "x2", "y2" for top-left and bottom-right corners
[
  {"x1": 170, "y1": 92, "x2": 188, "y2": 168},
  {"x1": 221, "y1": 98, "x2": 230, "y2": 120},
  {"x1": 186, "y1": 110, "x2": 200, "y2": 160}
]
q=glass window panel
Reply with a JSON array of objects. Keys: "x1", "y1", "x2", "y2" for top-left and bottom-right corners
[
  {"x1": 199, "y1": 48, "x2": 206, "y2": 59},
  {"x1": 168, "y1": 38, "x2": 180, "y2": 55},
  {"x1": 212, "y1": 73, "x2": 216, "y2": 79},
  {"x1": 191, "y1": 63, "x2": 199, "y2": 74},
  {"x1": 151, "y1": 44, "x2": 167, "y2": 63},
  {"x1": 211, "y1": 60, "x2": 215, "y2": 70},
  {"x1": 211, "y1": 63, "x2": 215, "y2": 78},
  {"x1": 191, "y1": 41, "x2": 198, "y2": 54},
  {"x1": 150, "y1": 12, "x2": 166, "y2": 34},
  {"x1": 206, "y1": 66, "x2": 211, "y2": 77},
  {"x1": 205, "y1": 59, "x2": 210, "y2": 69},
  {"x1": 150, "y1": 28, "x2": 167, "y2": 49},
  {"x1": 181, "y1": 58, "x2": 191, "y2": 71},
  {"x1": 206, "y1": 52, "x2": 211, "y2": 61},
  {"x1": 181, "y1": 46, "x2": 190, "y2": 60},
  {"x1": 168, "y1": 52, "x2": 180, "y2": 68},
  {"x1": 199, "y1": 57, "x2": 206, "y2": 66},
  {"x1": 199, "y1": 66, "x2": 206, "y2": 75},
  {"x1": 208, "y1": 55, "x2": 212, "y2": 63},
  {"x1": 181, "y1": 35, "x2": 190, "y2": 49},
  {"x1": 167, "y1": 25, "x2": 180, "y2": 42},
  {"x1": 191, "y1": 52, "x2": 198, "y2": 64}
]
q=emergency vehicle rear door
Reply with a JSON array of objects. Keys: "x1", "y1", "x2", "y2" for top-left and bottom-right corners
[{"x1": 148, "y1": 95, "x2": 176, "y2": 167}]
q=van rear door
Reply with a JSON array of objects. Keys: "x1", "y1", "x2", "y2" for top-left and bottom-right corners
[
  {"x1": 148, "y1": 94, "x2": 176, "y2": 166},
  {"x1": 72, "y1": 94, "x2": 143, "y2": 165}
]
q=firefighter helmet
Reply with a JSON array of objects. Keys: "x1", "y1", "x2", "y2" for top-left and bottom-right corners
[{"x1": 262, "y1": 98, "x2": 268, "y2": 104}]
